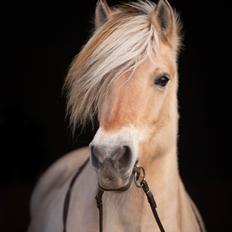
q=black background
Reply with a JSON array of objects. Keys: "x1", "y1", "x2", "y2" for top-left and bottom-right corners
[{"x1": 1, "y1": 0, "x2": 231, "y2": 231}]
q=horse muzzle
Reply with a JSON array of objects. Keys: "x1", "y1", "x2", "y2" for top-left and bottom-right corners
[{"x1": 90, "y1": 145, "x2": 134, "y2": 191}]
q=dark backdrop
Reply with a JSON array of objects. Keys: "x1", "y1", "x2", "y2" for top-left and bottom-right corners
[{"x1": 1, "y1": 0, "x2": 231, "y2": 231}]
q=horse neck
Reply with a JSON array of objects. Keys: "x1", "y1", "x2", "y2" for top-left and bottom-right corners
[
  {"x1": 142, "y1": 94, "x2": 180, "y2": 204},
  {"x1": 102, "y1": 146, "x2": 180, "y2": 230},
  {"x1": 144, "y1": 145, "x2": 180, "y2": 210},
  {"x1": 103, "y1": 119, "x2": 181, "y2": 229},
  {"x1": 141, "y1": 137, "x2": 180, "y2": 213}
]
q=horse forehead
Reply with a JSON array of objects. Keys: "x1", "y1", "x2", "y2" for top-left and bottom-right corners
[
  {"x1": 133, "y1": 52, "x2": 176, "y2": 80},
  {"x1": 117, "y1": 55, "x2": 172, "y2": 84}
]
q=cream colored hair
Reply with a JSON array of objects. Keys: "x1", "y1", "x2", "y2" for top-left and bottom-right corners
[{"x1": 65, "y1": 0, "x2": 181, "y2": 129}]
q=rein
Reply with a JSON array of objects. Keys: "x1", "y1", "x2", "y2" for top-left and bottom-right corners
[
  {"x1": 96, "y1": 165, "x2": 165, "y2": 232},
  {"x1": 62, "y1": 158, "x2": 205, "y2": 232},
  {"x1": 63, "y1": 158, "x2": 89, "y2": 232},
  {"x1": 62, "y1": 158, "x2": 165, "y2": 232}
]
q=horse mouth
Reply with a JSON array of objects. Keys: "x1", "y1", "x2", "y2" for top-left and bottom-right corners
[{"x1": 97, "y1": 173, "x2": 134, "y2": 192}]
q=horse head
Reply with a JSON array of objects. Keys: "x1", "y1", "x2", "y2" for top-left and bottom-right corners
[{"x1": 66, "y1": 0, "x2": 182, "y2": 191}]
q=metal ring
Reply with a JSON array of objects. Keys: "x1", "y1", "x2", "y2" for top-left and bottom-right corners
[{"x1": 134, "y1": 166, "x2": 146, "y2": 188}]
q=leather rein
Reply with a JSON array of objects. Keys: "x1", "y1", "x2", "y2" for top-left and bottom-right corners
[
  {"x1": 96, "y1": 165, "x2": 165, "y2": 232},
  {"x1": 62, "y1": 158, "x2": 165, "y2": 232}
]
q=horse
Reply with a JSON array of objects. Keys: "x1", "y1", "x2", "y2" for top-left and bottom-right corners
[{"x1": 28, "y1": 0, "x2": 206, "y2": 231}]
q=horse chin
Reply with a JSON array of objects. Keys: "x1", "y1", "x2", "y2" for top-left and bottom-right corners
[{"x1": 98, "y1": 173, "x2": 134, "y2": 192}]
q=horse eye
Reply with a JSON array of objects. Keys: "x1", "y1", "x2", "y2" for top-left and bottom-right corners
[{"x1": 154, "y1": 75, "x2": 170, "y2": 87}]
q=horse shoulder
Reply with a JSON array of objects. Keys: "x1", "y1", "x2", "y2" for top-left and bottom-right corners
[
  {"x1": 30, "y1": 147, "x2": 89, "y2": 214},
  {"x1": 178, "y1": 181, "x2": 206, "y2": 232}
]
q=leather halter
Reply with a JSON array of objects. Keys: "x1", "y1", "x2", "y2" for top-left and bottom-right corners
[
  {"x1": 62, "y1": 158, "x2": 204, "y2": 232},
  {"x1": 95, "y1": 165, "x2": 165, "y2": 232}
]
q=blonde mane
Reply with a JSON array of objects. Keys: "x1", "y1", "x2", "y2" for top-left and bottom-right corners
[{"x1": 65, "y1": 0, "x2": 180, "y2": 129}]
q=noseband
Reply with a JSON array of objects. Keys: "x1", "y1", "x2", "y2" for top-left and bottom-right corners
[{"x1": 62, "y1": 158, "x2": 165, "y2": 232}]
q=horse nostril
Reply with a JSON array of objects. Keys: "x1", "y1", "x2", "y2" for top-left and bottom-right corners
[
  {"x1": 114, "y1": 145, "x2": 132, "y2": 170},
  {"x1": 90, "y1": 145, "x2": 103, "y2": 169},
  {"x1": 90, "y1": 145, "x2": 132, "y2": 171}
]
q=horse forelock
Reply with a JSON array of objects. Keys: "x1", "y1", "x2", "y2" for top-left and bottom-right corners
[{"x1": 65, "y1": 0, "x2": 180, "y2": 131}]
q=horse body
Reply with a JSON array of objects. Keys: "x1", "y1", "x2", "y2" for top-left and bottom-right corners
[
  {"x1": 28, "y1": 148, "x2": 202, "y2": 232},
  {"x1": 28, "y1": 0, "x2": 205, "y2": 231}
]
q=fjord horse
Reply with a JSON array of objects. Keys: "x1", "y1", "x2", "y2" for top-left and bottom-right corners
[{"x1": 28, "y1": 0, "x2": 205, "y2": 231}]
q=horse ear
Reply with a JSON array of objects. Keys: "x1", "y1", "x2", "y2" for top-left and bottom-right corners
[
  {"x1": 151, "y1": 0, "x2": 175, "y2": 38},
  {"x1": 95, "y1": 0, "x2": 112, "y2": 29}
]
